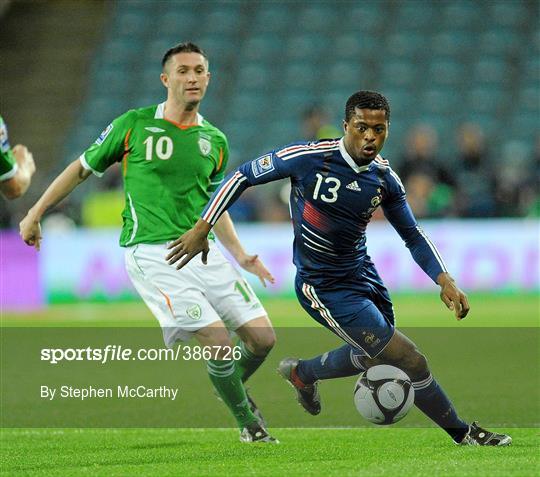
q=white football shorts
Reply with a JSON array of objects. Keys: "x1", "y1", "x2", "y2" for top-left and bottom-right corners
[{"x1": 124, "y1": 241, "x2": 267, "y2": 346}]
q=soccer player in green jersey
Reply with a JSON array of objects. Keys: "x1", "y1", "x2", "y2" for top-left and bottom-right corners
[
  {"x1": 0, "y1": 115, "x2": 36, "y2": 199},
  {"x1": 20, "y1": 43, "x2": 278, "y2": 443}
]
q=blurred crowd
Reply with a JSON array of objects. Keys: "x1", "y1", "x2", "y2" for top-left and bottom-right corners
[
  {"x1": 1, "y1": 107, "x2": 538, "y2": 230},
  {"x1": 228, "y1": 108, "x2": 540, "y2": 223},
  {"x1": 396, "y1": 123, "x2": 539, "y2": 219}
]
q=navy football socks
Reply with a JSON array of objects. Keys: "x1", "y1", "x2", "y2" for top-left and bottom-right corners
[
  {"x1": 296, "y1": 344, "x2": 365, "y2": 384},
  {"x1": 412, "y1": 373, "x2": 469, "y2": 442}
]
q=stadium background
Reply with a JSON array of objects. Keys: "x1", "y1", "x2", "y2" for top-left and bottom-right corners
[
  {"x1": 1, "y1": 0, "x2": 538, "y2": 307},
  {"x1": 1, "y1": 1, "x2": 539, "y2": 476}
]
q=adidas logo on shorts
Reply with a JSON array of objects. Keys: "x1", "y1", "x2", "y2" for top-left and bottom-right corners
[{"x1": 346, "y1": 181, "x2": 362, "y2": 192}]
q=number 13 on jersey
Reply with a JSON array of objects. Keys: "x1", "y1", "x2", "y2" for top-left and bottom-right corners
[{"x1": 313, "y1": 173, "x2": 341, "y2": 203}]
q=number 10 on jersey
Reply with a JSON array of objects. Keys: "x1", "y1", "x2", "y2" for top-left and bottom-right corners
[{"x1": 143, "y1": 136, "x2": 173, "y2": 161}]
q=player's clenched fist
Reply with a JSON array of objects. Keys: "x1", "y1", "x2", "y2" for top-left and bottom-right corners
[{"x1": 19, "y1": 212, "x2": 42, "y2": 251}]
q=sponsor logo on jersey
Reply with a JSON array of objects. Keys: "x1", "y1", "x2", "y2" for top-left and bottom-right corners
[
  {"x1": 144, "y1": 127, "x2": 165, "y2": 133},
  {"x1": 95, "y1": 124, "x2": 113, "y2": 146},
  {"x1": 198, "y1": 137, "x2": 211, "y2": 156},
  {"x1": 186, "y1": 304, "x2": 202, "y2": 321},
  {"x1": 251, "y1": 154, "x2": 275, "y2": 178},
  {"x1": 346, "y1": 181, "x2": 362, "y2": 192}
]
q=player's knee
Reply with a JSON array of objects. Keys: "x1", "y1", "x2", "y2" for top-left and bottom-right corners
[
  {"x1": 214, "y1": 341, "x2": 236, "y2": 360},
  {"x1": 195, "y1": 329, "x2": 234, "y2": 359},
  {"x1": 245, "y1": 328, "x2": 276, "y2": 356},
  {"x1": 359, "y1": 356, "x2": 383, "y2": 369},
  {"x1": 402, "y1": 351, "x2": 429, "y2": 379}
]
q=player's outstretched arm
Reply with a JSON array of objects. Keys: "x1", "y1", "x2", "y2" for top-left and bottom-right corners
[
  {"x1": 167, "y1": 152, "x2": 289, "y2": 270},
  {"x1": 1, "y1": 145, "x2": 36, "y2": 199},
  {"x1": 437, "y1": 272, "x2": 470, "y2": 320},
  {"x1": 19, "y1": 159, "x2": 92, "y2": 250},
  {"x1": 382, "y1": 168, "x2": 470, "y2": 320},
  {"x1": 213, "y1": 212, "x2": 275, "y2": 287},
  {"x1": 166, "y1": 218, "x2": 212, "y2": 269}
]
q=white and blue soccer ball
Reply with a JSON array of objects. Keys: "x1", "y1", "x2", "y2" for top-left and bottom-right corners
[{"x1": 353, "y1": 365, "x2": 415, "y2": 425}]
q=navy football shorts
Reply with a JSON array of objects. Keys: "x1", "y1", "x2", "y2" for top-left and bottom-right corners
[{"x1": 295, "y1": 262, "x2": 395, "y2": 358}]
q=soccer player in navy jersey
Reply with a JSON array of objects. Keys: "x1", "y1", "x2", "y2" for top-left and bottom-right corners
[{"x1": 166, "y1": 91, "x2": 511, "y2": 446}]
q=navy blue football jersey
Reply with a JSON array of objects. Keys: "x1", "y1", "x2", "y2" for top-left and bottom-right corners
[{"x1": 202, "y1": 138, "x2": 447, "y2": 282}]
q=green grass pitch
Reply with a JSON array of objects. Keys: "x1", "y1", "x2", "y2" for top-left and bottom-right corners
[
  {"x1": 2, "y1": 293, "x2": 539, "y2": 327},
  {"x1": 2, "y1": 428, "x2": 538, "y2": 477},
  {"x1": 1, "y1": 294, "x2": 539, "y2": 476}
]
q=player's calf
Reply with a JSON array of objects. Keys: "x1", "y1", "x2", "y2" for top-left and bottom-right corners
[
  {"x1": 197, "y1": 323, "x2": 261, "y2": 432},
  {"x1": 236, "y1": 318, "x2": 276, "y2": 383},
  {"x1": 362, "y1": 330, "x2": 470, "y2": 441}
]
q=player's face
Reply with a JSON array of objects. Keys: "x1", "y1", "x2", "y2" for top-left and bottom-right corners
[
  {"x1": 343, "y1": 108, "x2": 389, "y2": 163},
  {"x1": 160, "y1": 52, "x2": 210, "y2": 107}
]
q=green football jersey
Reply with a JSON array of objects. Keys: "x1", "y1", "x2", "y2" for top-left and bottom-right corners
[
  {"x1": 0, "y1": 116, "x2": 17, "y2": 182},
  {"x1": 80, "y1": 103, "x2": 229, "y2": 246}
]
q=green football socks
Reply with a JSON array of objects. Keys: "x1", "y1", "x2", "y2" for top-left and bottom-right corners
[
  {"x1": 235, "y1": 340, "x2": 267, "y2": 383},
  {"x1": 207, "y1": 359, "x2": 257, "y2": 429}
]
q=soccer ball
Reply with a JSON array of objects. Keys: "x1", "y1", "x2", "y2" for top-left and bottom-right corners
[{"x1": 353, "y1": 365, "x2": 415, "y2": 425}]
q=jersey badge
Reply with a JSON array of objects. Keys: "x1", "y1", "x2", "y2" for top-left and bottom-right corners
[
  {"x1": 371, "y1": 195, "x2": 382, "y2": 207},
  {"x1": 252, "y1": 154, "x2": 275, "y2": 178},
  {"x1": 362, "y1": 331, "x2": 381, "y2": 348},
  {"x1": 198, "y1": 136, "x2": 212, "y2": 156},
  {"x1": 346, "y1": 181, "x2": 362, "y2": 192},
  {"x1": 95, "y1": 124, "x2": 113, "y2": 146},
  {"x1": 362, "y1": 193, "x2": 382, "y2": 218},
  {"x1": 0, "y1": 123, "x2": 9, "y2": 153},
  {"x1": 186, "y1": 304, "x2": 202, "y2": 321},
  {"x1": 144, "y1": 127, "x2": 165, "y2": 133}
]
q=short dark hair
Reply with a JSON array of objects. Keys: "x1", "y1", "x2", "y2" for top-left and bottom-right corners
[
  {"x1": 345, "y1": 91, "x2": 390, "y2": 122},
  {"x1": 161, "y1": 42, "x2": 208, "y2": 69}
]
